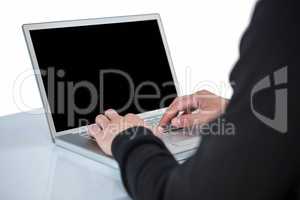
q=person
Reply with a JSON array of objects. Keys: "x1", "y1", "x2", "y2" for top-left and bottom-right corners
[{"x1": 88, "y1": 0, "x2": 300, "y2": 199}]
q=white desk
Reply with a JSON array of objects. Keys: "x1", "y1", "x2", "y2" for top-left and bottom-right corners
[{"x1": 0, "y1": 109, "x2": 129, "y2": 200}]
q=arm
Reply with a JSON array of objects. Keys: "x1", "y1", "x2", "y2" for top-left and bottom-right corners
[
  {"x1": 109, "y1": 0, "x2": 297, "y2": 199},
  {"x1": 89, "y1": 0, "x2": 298, "y2": 199},
  {"x1": 112, "y1": 110, "x2": 294, "y2": 200}
]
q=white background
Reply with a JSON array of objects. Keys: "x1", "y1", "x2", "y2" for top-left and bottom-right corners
[{"x1": 0, "y1": 0, "x2": 256, "y2": 117}]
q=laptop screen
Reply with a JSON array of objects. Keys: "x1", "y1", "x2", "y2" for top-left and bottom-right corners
[{"x1": 29, "y1": 19, "x2": 177, "y2": 132}]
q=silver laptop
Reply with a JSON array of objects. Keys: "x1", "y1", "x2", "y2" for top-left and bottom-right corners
[{"x1": 23, "y1": 14, "x2": 200, "y2": 169}]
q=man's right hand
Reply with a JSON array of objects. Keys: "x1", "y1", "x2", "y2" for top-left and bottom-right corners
[{"x1": 159, "y1": 90, "x2": 229, "y2": 129}]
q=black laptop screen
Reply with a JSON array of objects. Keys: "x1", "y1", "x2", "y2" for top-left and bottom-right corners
[{"x1": 29, "y1": 19, "x2": 177, "y2": 132}]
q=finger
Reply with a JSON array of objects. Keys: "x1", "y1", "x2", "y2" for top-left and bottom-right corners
[
  {"x1": 159, "y1": 96, "x2": 196, "y2": 126},
  {"x1": 125, "y1": 113, "x2": 143, "y2": 123},
  {"x1": 88, "y1": 124, "x2": 113, "y2": 155},
  {"x1": 182, "y1": 109, "x2": 193, "y2": 115},
  {"x1": 88, "y1": 124, "x2": 108, "y2": 145},
  {"x1": 159, "y1": 95, "x2": 199, "y2": 126},
  {"x1": 159, "y1": 110, "x2": 179, "y2": 128},
  {"x1": 159, "y1": 98, "x2": 182, "y2": 127},
  {"x1": 171, "y1": 113, "x2": 201, "y2": 128},
  {"x1": 95, "y1": 114, "x2": 110, "y2": 130},
  {"x1": 104, "y1": 109, "x2": 121, "y2": 121},
  {"x1": 88, "y1": 124, "x2": 102, "y2": 137},
  {"x1": 151, "y1": 126, "x2": 164, "y2": 138},
  {"x1": 90, "y1": 128, "x2": 108, "y2": 154}
]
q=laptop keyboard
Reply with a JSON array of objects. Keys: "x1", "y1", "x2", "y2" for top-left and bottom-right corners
[
  {"x1": 77, "y1": 115, "x2": 163, "y2": 140},
  {"x1": 144, "y1": 115, "x2": 161, "y2": 127},
  {"x1": 78, "y1": 114, "x2": 179, "y2": 139},
  {"x1": 78, "y1": 115, "x2": 199, "y2": 149}
]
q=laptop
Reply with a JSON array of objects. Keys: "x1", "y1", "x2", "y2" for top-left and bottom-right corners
[{"x1": 23, "y1": 14, "x2": 200, "y2": 169}]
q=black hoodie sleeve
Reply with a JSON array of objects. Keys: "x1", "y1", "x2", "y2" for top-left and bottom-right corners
[{"x1": 111, "y1": 1, "x2": 300, "y2": 200}]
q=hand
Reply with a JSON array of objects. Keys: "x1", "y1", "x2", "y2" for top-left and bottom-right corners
[
  {"x1": 159, "y1": 90, "x2": 229, "y2": 128},
  {"x1": 88, "y1": 109, "x2": 145, "y2": 156}
]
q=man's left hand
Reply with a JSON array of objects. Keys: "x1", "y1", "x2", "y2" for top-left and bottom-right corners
[{"x1": 88, "y1": 109, "x2": 146, "y2": 156}]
